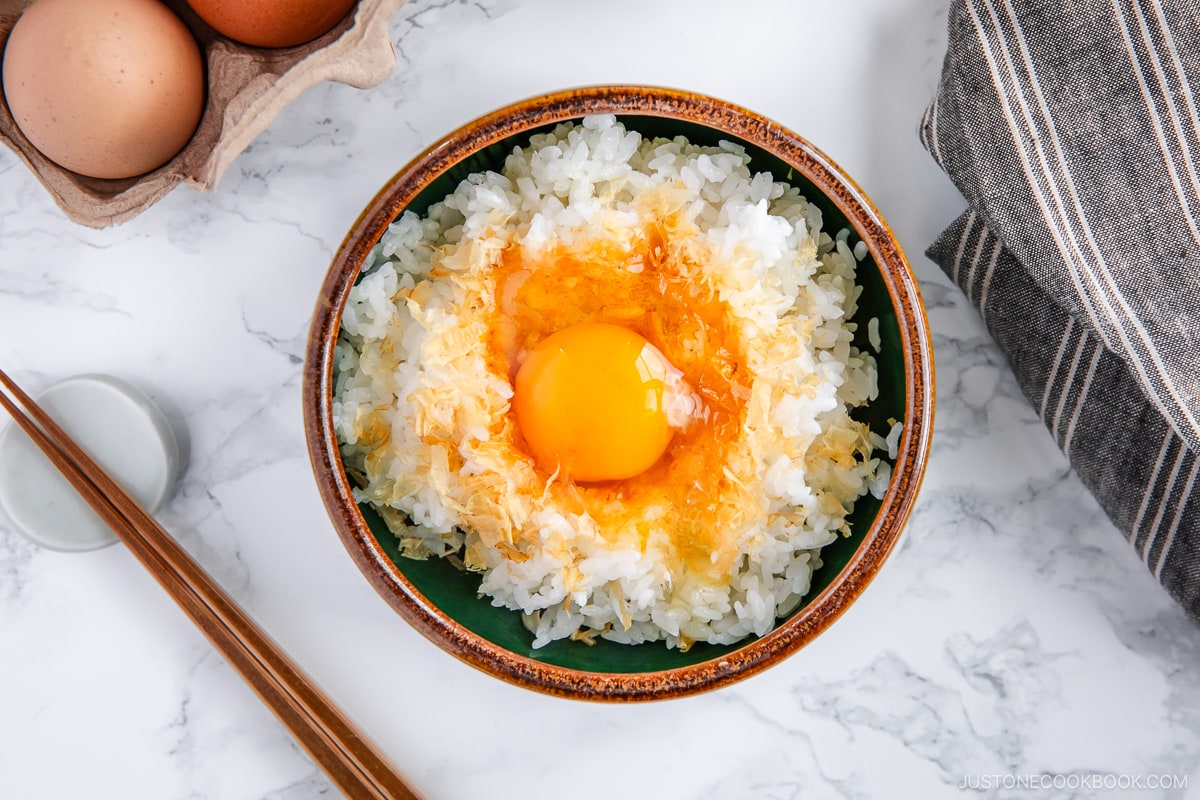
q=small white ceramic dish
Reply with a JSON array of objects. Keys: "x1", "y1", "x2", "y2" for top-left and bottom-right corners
[{"x1": 0, "y1": 374, "x2": 180, "y2": 551}]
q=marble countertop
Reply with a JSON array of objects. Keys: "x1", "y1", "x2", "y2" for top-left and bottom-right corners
[{"x1": 2, "y1": 1, "x2": 1198, "y2": 798}]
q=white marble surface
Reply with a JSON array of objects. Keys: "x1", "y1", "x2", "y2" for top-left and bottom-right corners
[{"x1": 2, "y1": 1, "x2": 1199, "y2": 798}]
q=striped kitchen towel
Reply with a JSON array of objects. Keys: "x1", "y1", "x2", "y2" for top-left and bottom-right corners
[{"x1": 922, "y1": 0, "x2": 1200, "y2": 617}]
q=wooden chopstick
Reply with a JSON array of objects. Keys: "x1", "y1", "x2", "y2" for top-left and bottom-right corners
[{"x1": 0, "y1": 369, "x2": 423, "y2": 800}]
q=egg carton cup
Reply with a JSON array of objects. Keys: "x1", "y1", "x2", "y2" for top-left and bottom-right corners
[{"x1": 0, "y1": 0, "x2": 406, "y2": 228}]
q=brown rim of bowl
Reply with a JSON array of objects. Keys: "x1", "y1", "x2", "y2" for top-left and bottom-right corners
[{"x1": 303, "y1": 85, "x2": 934, "y2": 702}]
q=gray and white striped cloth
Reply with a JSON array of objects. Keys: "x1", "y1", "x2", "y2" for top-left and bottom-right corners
[{"x1": 923, "y1": 0, "x2": 1200, "y2": 617}]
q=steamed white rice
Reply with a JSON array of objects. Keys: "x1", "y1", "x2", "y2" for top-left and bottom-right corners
[{"x1": 334, "y1": 115, "x2": 892, "y2": 650}]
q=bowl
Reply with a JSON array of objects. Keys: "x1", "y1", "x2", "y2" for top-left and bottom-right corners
[
  {"x1": 0, "y1": 0, "x2": 405, "y2": 228},
  {"x1": 303, "y1": 86, "x2": 934, "y2": 701}
]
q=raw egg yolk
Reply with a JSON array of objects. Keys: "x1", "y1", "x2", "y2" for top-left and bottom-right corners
[{"x1": 513, "y1": 322, "x2": 678, "y2": 483}]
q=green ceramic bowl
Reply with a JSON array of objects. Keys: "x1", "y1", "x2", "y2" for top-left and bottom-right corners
[{"x1": 303, "y1": 86, "x2": 934, "y2": 701}]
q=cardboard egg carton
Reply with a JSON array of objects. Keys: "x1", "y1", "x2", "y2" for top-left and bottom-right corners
[{"x1": 0, "y1": 0, "x2": 406, "y2": 228}]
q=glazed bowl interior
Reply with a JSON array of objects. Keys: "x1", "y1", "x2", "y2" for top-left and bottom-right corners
[{"x1": 305, "y1": 87, "x2": 932, "y2": 700}]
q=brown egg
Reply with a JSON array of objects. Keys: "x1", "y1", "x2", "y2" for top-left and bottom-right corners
[
  {"x1": 1, "y1": 0, "x2": 205, "y2": 181},
  {"x1": 186, "y1": 0, "x2": 358, "y2": 49}
]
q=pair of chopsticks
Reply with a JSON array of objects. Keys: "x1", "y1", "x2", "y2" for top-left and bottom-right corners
[{"x1": 0, "y1": 368, "x2": 423, "y2": 800}]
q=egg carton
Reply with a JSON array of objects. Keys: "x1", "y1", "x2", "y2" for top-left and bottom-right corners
[{"x1": 0, "y1": 0, "x2": 406, "y2": 228}]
